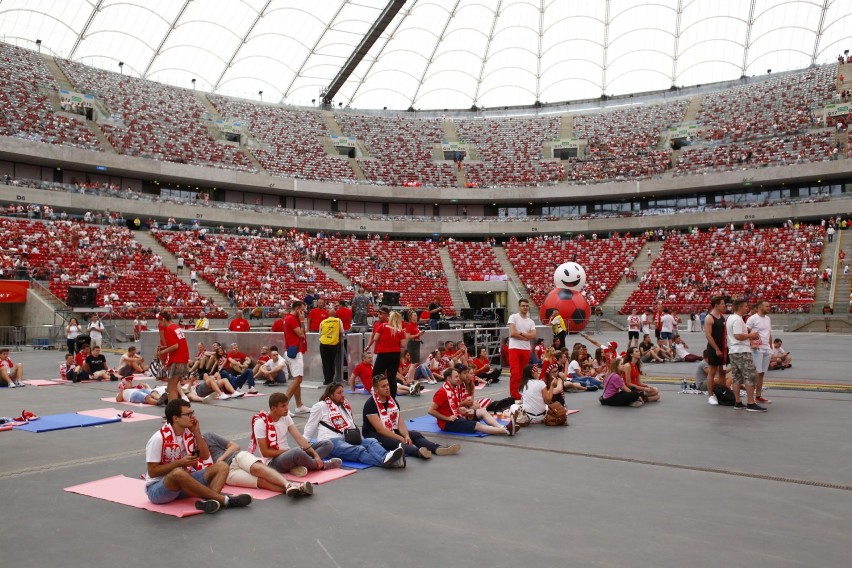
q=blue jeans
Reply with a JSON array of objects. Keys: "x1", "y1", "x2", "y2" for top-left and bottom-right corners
[
  {"x1": 569, "y1": 374, "x2": 602, "y2": 388},
  {"x1": 328, "y1": 437, "x2": 389, "y2": 466},
  {"x1": 145, "y1": 469, "x2": 208, "y2": 504},
  {"x1": 223, "y1": 369, "x2": 254, "y2": 389}
]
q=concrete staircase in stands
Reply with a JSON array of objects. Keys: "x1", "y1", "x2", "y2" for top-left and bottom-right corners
[
  {"x1": 492, "y1": 246, "x2": 539, "y2": 321},
  {"x1": 438, "y1": 247, "x2": 468, "y2": 311},
  {"x1": 601, "y1": 239, "x2": 666, "y2": 316}
]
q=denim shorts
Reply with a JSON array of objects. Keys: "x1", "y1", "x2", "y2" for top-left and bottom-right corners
[{"x1": 145, "y1": 468, "x2": 208, "y2": 504}]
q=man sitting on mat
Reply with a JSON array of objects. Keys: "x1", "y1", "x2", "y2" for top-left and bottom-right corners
[
  {"x1": 0, "y1": 348, "x2": 25, "y2": 388},
  {"x1": 117, "y1": 346, "x2": 147, "y2": 377},
  {"x1": 428, "y1": 367, "x2": 518, "y2": 436},
  {"x1": 202, "y1": 431, "x2": 313, "y2": 497},
  {"x1": 363, "y1": 374, "x2": 461, "y2": 459},
  {"x1": 144, "y1": 399, "x2": 252, "y2": 514},
  {"x1": 251, "y1": 392, "x2": 342, "y2": 476}
]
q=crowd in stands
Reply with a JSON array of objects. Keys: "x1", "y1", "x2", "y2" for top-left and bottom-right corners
[
  {"x1": 209, "y1": 96, "x2": 357, "y2": 183},
  {"x1": 57, "y1": 59, "x2": 254, "y2": 172},
  {"x1": 673, "y1": 131, "x2": 837, "y2": 175},
  {"x1": 697, "y1": 66, "x2": 836, "y2": 142},
  {"x1": 568, "y1": 100, "x2": 687, "y2": 183},
  {"x1": 335, "y1": 114, "x2": 457, "y2": 187},
  {"x1": 446, "y1": 240, "x2": 505, "y2": 281},
  {"x1": 505, "y1": 234, "x2": 646, "y2": 308},
  {"x1": 0, "y1": 42, "x2": 102, "y2": 151},
  {"x1": 0, "y1": 217, "x2": 209, "y2": 318},
  {"x1": 454, "y1": 116, "x2": 563, "y2": 187},
  {"x1": 623, "y1": 223, "x2": 825, "y2": 314},
  {"x1": 322, "y1": 236, "x2": 454, "y2": 315},
  {"x1": 152, "y1": 229, "x2": 348, "y2": 310}
]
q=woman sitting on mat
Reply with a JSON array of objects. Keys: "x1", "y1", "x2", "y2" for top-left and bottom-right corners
[
  {"x1": 519, "y1": 363, "x2": 561, "y2": 424},
  {"x1": 623, "y1": 347, "x2": 661, "y2": 401},
  {"x1": 599, "y1": 357, "x2": 645, "y2": 407}
]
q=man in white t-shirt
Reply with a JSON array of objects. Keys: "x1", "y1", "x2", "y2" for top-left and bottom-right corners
[
  {"x1": 725, "y1": 299, "x2": 765, "y2": 412},
  {"x1": 255, "y1": 346, "x2": 288, "y2": 385},
  {"x1": 144, "y1": 399, "x2": 252, "y2": 513},
  {"x1": 626, "y1": 308, "x2": 641, "y2": 349},
  {"x1": 87, "y1": 314, "x2": 105, "y2": 348},
  {"x1": 640, "y1": 308, "x2": 652, "y2": 335},
  {"x1": 251, "y1": 392, "x2": 341, "y2": 475},
  {"x1": 507, "y1": 299, "x2": 537, "y2": 400},
  {"x1": 745, "y1": 300, "x2": 773, "y2": 405},
  {"x1": 659, "y1": 308, "x2": 675, "y2": 349}
]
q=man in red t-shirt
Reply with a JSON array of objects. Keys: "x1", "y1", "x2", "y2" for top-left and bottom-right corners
[
  {"x1": 156, "y1": 310, "x2": 190, "y2": 402},
  {"x1": 306, "y1": 299, "x2": 328, "y2": 332},
  {"x1": 349, "y1": 352, "x2": 374, "y2": 393},
  {"x1": 365, "y1": 307, "x2": 390, "y2": 351},
  {"x1": 428, "y1": 367, "x2": 515, "y2": 436},
  {"x1": 283, "y1": 301, "x2": 310, "y2": 414},
  {"x1": 226, "y1": 343, "x2": 252, "y2": 374},
  {"x1": 404, "y1": 310, "x2": 423, "y2": 363},
  {"x1": 229, "y1": 310, "x2": 251, "y2": 332},
  {"x1": 336, "y1": 301, "x2": 352, "y2": 332}
]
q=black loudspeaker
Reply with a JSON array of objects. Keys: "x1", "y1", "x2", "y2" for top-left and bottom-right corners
[
  {"x1": 67, "y1": 286, "x2": 97, "y2": 308},
  {"x1": 381, "y1": 291, "x2": 400, "y2": 306}
]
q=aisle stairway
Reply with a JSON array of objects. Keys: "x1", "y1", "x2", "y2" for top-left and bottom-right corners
[
  {"x1": 601, "y1": 240, "x2": 665, "y2": 314},
  {"x1": 439, "y1": 248, "x2": 467, "y2": 310},
  {"x1": 492, "y1": 246, "x2": 539, "y2": 321}
]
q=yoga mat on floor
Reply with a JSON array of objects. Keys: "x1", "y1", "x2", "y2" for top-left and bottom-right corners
[
  {"x1": 64, "y1": 475, "x2": 202, "y2": 517},
  {"x1": 340, "y1": 460, "x2": 374, "y2": 470},
  {"x1": 283, "y1": 467, "x2": 358, "y2": 484},
  {"x1": 14, "y1": 412, "x2": 121, "y2": 432},
  {"x1": 406, "y1": 415, "x2": 488, "y2": 437},
  {"x1": 222, "y1": 484, "x2": 280, "y2": 501},
  {"x1": 52, "y1": 378, "x2": 97, "y2": 384},
  {"x1": 347, "y1": 388, "x2": 370, "y2": 395},
  {"x1": 78, "y1": 408, "x2": 161, "y2": 423},
  {"x1": 100, "y1": 397, "x2": 150, "y2": 407},
  {"x1": 242, "y1": 392, "x2": 267, "y2": 397},
  {"x1": 0, "y1": 425, "x2": 12, "y2": 432},
  {"x1": 24, "y1": 379, "x2": 67, "y2": 387}
]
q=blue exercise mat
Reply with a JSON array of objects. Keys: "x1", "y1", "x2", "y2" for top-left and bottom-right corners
[
  {"x1": 14, "y1": 413, "x2": 122, "y2": 433},
  {"x1": 340, "y1": 460, "x2": 374, "y2": 470},
  {"x1": 406, "y1": 415, "x2": 489, "y2": 437}
]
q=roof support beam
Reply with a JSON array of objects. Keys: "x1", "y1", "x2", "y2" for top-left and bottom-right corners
[
  {"x1": 671, "y1": 0, "x2": 683, "y2": 86},
  {"x1": 321, "y1": 0, "x2": 406, "y2": 106},
  {"x1": 69, "y1": 0, "x2": 104, "y2": 60},
  {"x1": 473, "y1": 0, "x2": 502, "y2": 107},
  {"x1": 143, "y1": 0, "x2": 191, "y2": 78},
  {"x1": 741, "y1": 0, "x2": 757, "y2": 77},
  {"x1": 410, "y1": 1, "x2": 459, "y2": 109},
  {"x1": 811, "y1": 0, "x2": 831, "y2": 65},
  {"x1": 602, "y1": 0, "x2": 611, "y2": 96},
  {"x1": 214, "y1": 0, "x2": 271, "y2": 91}
]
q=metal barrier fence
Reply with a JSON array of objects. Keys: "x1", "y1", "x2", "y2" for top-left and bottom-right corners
[
  {"x1": 0, "y1": 325, "x2": 64, "y2": 351},
  {"x1": 0, "y1": 326, "x2": 17, "y2": 350}
]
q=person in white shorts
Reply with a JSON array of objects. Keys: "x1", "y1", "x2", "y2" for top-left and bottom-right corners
[{"x1": 745, "y1": 300, "x2": 773, "y2": 405}]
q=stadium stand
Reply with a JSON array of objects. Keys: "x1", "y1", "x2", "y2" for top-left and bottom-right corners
[
  {"x1": 152, "y1": 229, "x2": 349, "y2": 309},
  {"x1": 322, "y1": 236, "x2": 454, "y2": 314},
  {"x1": 504, "y1": 235, "x2": 646, "y2": 308},
  {"x1": 447, "y1": 241, "x2": 505, "y2": 281},
  {"x1": 335, "y1": 114, "x2": 457, "y2": 187},
  {"x1": 454, "y1": 115, "x2": 563, "y2": 187},
  {"x1": 209, "y1": 96, "x2": 357, "y2": 182},
  {"x1": 57, "y1": 60, "x2": 254, "y2": 172},
  {"x1": 622, "y1": 224, "x2": 825, "y2": 314},
  {"x1": 0, "y1": 43, "x2": 101, "y2": 151}
]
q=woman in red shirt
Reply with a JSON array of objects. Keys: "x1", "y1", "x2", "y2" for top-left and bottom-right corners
[
  {"x1": 623, "y1": 347, "x2": 661, "y2": 401},
  {"x1": 472, "y1": 347, "x2": 502, "y2": 384},
  {"x1": 370, "y1": 311, "x2": 406, "y2": 399}
]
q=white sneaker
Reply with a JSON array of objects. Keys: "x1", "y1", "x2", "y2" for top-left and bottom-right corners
[
  {"x1": 230, "y1": 391, "x2": 245, "y2": 399},
  {"x1": 707, "y1": 394, "x2": 718, "y2": 405},
  {"x1": 218, "y1": 393, "x2": 230, "y2": 400},
  {"x1": 295, "y1": 405, "x2": 311, "y2": 414}
]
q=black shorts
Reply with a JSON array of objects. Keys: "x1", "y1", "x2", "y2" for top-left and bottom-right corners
[
  {"x1": 628, "y1": 331, "x2": 639, "y2": 340},
  {"x1": 706, "y1": 344, "x2": 725, "y2": 366},
  {"x1": 442, "y1": 418, "x2": 478, "y2": 434}
]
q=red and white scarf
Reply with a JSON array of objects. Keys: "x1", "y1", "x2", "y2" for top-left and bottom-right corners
[
  {"x1": 441, "y1": 380, "x2": 463, "y2": 418},
  {"x1": 249, "y1": 411, "x2": 278, "y2": 454},
  {"x1": 158, "y1": 424, "x2": 210, "y2": 471},
  {"x1": 372, "y1": 391, "x2": 399, "y2": 431},
  {"x1": 324, "y1": 397, "x2": 354, "y2": 431}
]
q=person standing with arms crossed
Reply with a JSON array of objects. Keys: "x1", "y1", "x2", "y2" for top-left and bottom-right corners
[
  {"x1": 703, "y1": 296, "x2": 727, "y2": 406},
  {"x1": 507, "y1": 299, "x2": 536, "y2": 401},
  {"x1": 157, "y1": 310, "x2": 190, "y2": 402}
]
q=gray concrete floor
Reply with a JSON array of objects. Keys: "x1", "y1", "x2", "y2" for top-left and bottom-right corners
[{"x1": 1, "y1": 331, "x2": 850, "y2": 568}]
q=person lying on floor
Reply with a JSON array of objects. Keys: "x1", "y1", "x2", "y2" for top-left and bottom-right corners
[
  {"x1": 116, "y1": 378, "x2": 161, "y2": 405},
  {"x1": 144, "y1": 399, "x2": 252, "y2": 514},
  {"x1": 203, "y1": 430, "x2": 312, "y2": 497},
  {"x1": 362, "y1": 374, "x2": 460, "y2": 460}
]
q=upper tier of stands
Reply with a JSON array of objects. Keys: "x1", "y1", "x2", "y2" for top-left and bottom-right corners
[
  {"x1": 447, "y1": 241, "x2": 505, "y2": 281},
  {"x1": 321, "y1": 237, "x2": 454, "y2": 314},
  {"x1": 697, "y1": 65, "x2": 837, "y2": 142},
  {"x1": 335, "y1": 114, "x2": 457, "y2": 187},
  {"x1": 622, "y1": 225, "x2": 824, "y2": 314},
  {"x1": 209, "y1": 96, "x2": 357, "y2": 183},
  {"x1": 58, "y1": 60, "x2": 254, "y2": 172},
  {"x1": 454, "y1": 115, "x2": 563, "y2": 187},
  {"x1": 0, "y1": 43, "x2": 101, "y2": 151},
  {"x1": 0, "y1": 217, "x2": 204, "y2": 318},
  {"x1": 151, "y1": 229, "x2": 349, "y2": 309},
  {"x1": 504, "y1": 235, "x2": 647, "y2": 310}
]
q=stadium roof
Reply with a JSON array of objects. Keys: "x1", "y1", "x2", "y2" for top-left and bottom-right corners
[{"x1": 1, "y1": 0, "x2": 850, "y2": 110}]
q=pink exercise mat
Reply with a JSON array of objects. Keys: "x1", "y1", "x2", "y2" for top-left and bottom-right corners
[
  {"x1": 64, "y1": 475, "x2": 203, "y2": 517},
  {"x1": 77, "y1": 408, "x2": 161, "y2": 423},
  {"x1": 283, "y1": 467, "x2": 358, "y2": 484}
]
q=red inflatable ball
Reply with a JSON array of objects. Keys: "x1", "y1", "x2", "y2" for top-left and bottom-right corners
[{"x1": 540, "y1": 288, "x2": 591, "y2": 333}]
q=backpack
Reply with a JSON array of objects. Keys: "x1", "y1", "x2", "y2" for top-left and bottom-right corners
[
  {"x1": 713, "y1": 385, "x2": 735, "y2": 406},
  {"x1": 544, "y1": 401, "x2": 568, "y2": 426}
]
